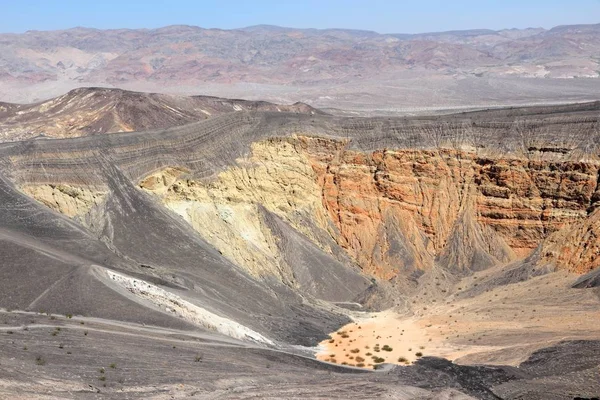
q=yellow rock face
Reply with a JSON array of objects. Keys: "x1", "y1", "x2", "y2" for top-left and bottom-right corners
[
  {"x1": 140, "y1": 137, "x2": 333, "y2": 280},
  {"x1": 21, "y1": 184, "x2": 106, "y2": 219}
]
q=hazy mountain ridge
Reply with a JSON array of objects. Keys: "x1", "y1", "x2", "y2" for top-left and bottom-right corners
[{"x1": 1, "y1": 23, "x2": 599, "y2": 94}]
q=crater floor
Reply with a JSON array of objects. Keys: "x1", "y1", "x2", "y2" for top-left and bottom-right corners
[{"x1": 318, "y1": 268, "x2": 600, "y2": 369}]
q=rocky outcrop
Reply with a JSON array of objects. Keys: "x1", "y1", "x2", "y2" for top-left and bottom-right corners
[
  {"x1": 140, "y1": 138, "x2": 368, "y2": 300},
  {"x1": 474, "y1": 158, "x2": 598, "y2": 257},
  {"x1": 538, "y1": 207, "x2": 600, "y2": 274},
  {"x1": 137, "y1": 134, "x2": 600, "y2": 281},
  {"x1": 139, "y1": 139, "x2": 330, "y2": 278},
  {"x1": 299, "y1": 137, "x2": 600, "y2": 277},
  {"x1": 21, "y1": 183, "x2": 106, "y2": 221}
]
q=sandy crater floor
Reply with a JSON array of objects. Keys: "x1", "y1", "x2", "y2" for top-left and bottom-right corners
[{"x1": 317, "y1": 271, "x2": 600, "y2": 369}]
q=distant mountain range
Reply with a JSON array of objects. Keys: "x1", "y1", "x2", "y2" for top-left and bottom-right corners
[{"x1": 1, "y1": 23, "x2": 600, "y2": 108}]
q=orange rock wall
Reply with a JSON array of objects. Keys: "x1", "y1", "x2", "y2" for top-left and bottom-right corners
[{"x1": 295, "y1": 136, "x2": 599, "y2": 277}]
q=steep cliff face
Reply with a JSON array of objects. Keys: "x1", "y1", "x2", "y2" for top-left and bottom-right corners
[
  {"x1": 140, "y1": 139, "x2": 329, "y2": 278},
  {"x1": 304, "y1": 143, "x2": 477, "y2": 278},
  {"x1": 474, "y1": 158, "x2": 598, "y2": 257},
  {"x1": 139, "y1": 138, "x2": 368, "y2": 300},
  {"x1": 538, "y1": 207, "x2": 600, "y2": 273},
  {"x1": 18, "y1": 134, "x2": 600, "y2": 282},
  {"x1": 300, "y1": 137, "x2": 600, "y2": 277},
  {"x1": 137, "y1": 135, "x2": 600, "y2": 281}
]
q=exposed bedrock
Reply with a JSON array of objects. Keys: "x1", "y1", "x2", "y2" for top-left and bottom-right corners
[{"x1": 137, "y1": 134, "x2": 600, "y2": 281}]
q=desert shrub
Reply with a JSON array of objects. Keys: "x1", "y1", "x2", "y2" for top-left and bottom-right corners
[
  {"x1": 350, "y1": 348, "x2": 360, "y2": 354},
  {"x1": 109, "y1": 363, "x2": 117, "y2": 369},
  {"x1": 194, "y1": 354, "x2": 203, "y2": 362},
  {"x1": 382, "y1": 345, "x2": 392, "y2": 352},
  {"x1": 372, "y1": 357, "x2": 385, "y2": 363},
  {"x1": 415, "y1": 352, "x2": 423, "y2": 357},
  {"x1": 355, "y1": 356, "x2": 365, "y2": 363},
  {"x1": 35, "y1": 356, "x2": 46, "y2": 366},
  {"x1": 398, "y1": 356, "x2": 408, "y2": 362}
]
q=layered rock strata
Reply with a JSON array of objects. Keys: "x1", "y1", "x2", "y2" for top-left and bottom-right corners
[{"x1": 139, "y1": 135, "x2": 600, "y2": 280}]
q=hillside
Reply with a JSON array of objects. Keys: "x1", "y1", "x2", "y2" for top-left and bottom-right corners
[{"x1": 0, "y1": 87, "x2": 321, "y2": 141}]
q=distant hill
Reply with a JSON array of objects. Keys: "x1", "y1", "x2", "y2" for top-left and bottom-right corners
[{"x1": 0, "y1": 87, "x2": 323, "y2": 141}]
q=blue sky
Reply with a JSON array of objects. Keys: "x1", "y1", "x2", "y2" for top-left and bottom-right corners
[{"x1": 1, "y1": 0, "x2": 599, "y2": 33}]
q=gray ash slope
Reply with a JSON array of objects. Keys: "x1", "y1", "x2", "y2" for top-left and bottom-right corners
[
  {"x1": 0, "y1": 102, "x2": 600, "y2": 398},
  {"x1": 1, "y1": 311, "x2": 599, "y2": 399}
]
